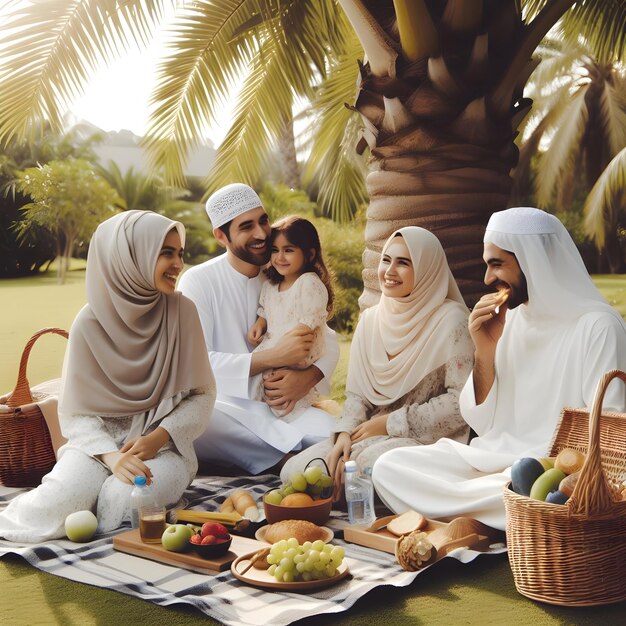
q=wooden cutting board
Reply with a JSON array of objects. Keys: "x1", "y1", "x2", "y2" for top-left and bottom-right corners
[
  {"x1": 113, "y1": 528, "x2": 266, "y2": 574},
  {"x1": 343, "y1": 515, "x2": 500, "y2": 559}
]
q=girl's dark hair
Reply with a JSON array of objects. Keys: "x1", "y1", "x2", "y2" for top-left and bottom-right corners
[{"x1": 265, "y1": 215, "x2": 334, "y2": 316}]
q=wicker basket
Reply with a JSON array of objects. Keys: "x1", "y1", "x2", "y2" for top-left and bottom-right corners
[
  {"x1": 0, "y1": 328, "x2": 68, "y2": 487},
  {"x1": 503, "y1": 369, "x2": 626, "y2": 606}
]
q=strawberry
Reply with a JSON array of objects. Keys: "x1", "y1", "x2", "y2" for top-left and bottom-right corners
[{"x1": 200, "y1": 522, "x2": 229, "y2": 539}]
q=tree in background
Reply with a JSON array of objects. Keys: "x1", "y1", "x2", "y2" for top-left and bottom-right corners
[
  {"x1": 1, "y1": 1, "x2": 624, "y2": 306},
  {"x1": 0, "y1": 123, "x2": 101, "y2": 277},
  {"x1": 584, "y1": 147, "x2": 626, "y2": 271},
  {"x1": 15, "y1": 159, "x2": 122, "y2": 283},
  {"x1": 96, "y1": 161, "x2": 216, "y2": 265},
  {"x1": 513, "y1": 35, "x2": 626, "y2": 272}
]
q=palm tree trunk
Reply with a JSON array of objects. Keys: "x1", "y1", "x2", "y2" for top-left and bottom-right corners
[
  {"x1": 278, "y1": 117, "x2": 301, "y2": 190},
  {"x1": 341, "y1": 0, "x2": 574, "y2": 308}
]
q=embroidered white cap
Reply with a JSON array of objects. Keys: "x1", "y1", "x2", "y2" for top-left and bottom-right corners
[{"x1": 205, "y1": 183, "x2": 263, "y2": 229}]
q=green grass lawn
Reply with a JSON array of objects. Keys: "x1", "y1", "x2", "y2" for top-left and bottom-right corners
[{"x1": 1, "y1": 269, "x2": 625, "y2": 624}]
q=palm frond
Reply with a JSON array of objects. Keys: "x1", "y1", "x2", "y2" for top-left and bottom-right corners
[
  {"x1": 142, "y1": 0, "x2": 257, "y2": 187},
  {"x1": 0, "y1": 0, "x2": 168, "y2": 143},
  {"x1": 599, "y1": 79, "x2": 626, "y2": 157},
  {"x1": 303, "y1": 32, "x2": 368, "y2": 222},
  {"x1": 204, "y1": 37, "x2": 296, "y2": 193},
  {"x1": 143, "y1": 0, "x2": 346, "y2": 187},
  {"x1": 584, "y1": 147, "x2": 626, "y2": 247},
  {"x1": 535, "y1": 85, "x2": 588, "y2": 207}
]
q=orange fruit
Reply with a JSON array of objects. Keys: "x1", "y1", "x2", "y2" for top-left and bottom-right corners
[{"x1": 280, "y1": 493, "x2": 315, "y2": 507}]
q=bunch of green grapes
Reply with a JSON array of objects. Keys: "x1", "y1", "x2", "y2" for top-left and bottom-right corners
[
  {"x1": 267, "y1": 538, "x2": 345, "y2": 583},
  {"x1": 265, "y1": 465, "x2": 334, "y2": 505}
]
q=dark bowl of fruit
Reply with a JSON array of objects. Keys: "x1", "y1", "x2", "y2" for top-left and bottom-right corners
[
  {"x1": 263, "y1": 459, "x2": 334, "y2": 525},
  {"x1": 190, "y1": 522, "x2": 232, "y2": 559}
]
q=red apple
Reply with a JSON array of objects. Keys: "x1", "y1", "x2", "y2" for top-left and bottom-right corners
[
  {"x1": 189, "y1": 533, "x2": 203, "y2": 545},
  {"x1": 201, "y1": 534, "x2": 217, "y2": 545},
  {"x1": 201, "y1": 522, "x2": 229, "y2": 539}
]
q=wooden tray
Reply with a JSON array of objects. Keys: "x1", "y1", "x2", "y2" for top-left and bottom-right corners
[
  {"x1": 231, "y1": 551, "x2": 350, "y2": 591},
  {"x1": 113, "y1": 528, "x2": 266, "y2": 574},
  {"x1": 343, "y1": 515, "x2": 502, "y2": 559}
]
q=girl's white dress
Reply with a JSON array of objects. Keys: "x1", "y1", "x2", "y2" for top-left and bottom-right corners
[{"x1": 252, "y1": 272, "x2": 328, "y2": 418}]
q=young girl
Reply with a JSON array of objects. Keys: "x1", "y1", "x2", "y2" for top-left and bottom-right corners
[
  {"x1": 248, "y1": 216, "x2": 333, "y2": 418},
  {"x1": 0, "y1": 210, "x2": 215, "y2": 542}
]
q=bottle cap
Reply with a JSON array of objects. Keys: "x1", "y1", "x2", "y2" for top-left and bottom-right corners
[
  {"x1": 133, "y1": 476, "x2": 147, "y2": 486},
  {"x1": 344, "y1": 460, "x2": 358, "y2": 473}
]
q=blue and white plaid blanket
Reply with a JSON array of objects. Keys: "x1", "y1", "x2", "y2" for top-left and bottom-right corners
[{"x1": 0, "y1": 475, "x2": 506, "y2": 626}]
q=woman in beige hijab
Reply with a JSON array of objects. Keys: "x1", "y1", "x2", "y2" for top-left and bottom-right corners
[
  {"x1": 281, "y1": 227, "x2": 473, "y2": 495},
  {"x1": 0, "y1": 211, "x2": 215, "y2": 542}
]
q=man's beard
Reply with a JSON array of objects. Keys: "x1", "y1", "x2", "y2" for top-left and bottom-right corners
[
  {"x1": 232, "y1": 240, "x2": 271, "y2": 266},
  {"x1": 503, "y1": 273, "x2": 529, "y2": 309}
]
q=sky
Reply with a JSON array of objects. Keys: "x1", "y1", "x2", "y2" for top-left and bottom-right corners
[
  {"x1": 70, "y1": 26, "x2": 234, "y2": 146},
  {"x1": 2, "y1": 2, "x2": 234, "y2": 146}
]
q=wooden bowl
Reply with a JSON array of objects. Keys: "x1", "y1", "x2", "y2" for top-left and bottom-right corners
[
  {"x1": 263, "y1": 495, "x2": 332, "y2": 525},
  {"x1": 191, "y1": 536, "x2": 232, "y2": 559}
]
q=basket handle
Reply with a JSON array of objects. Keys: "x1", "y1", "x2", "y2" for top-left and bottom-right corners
[
  {"x1": 304, "y1": 457, "x2": 331, "y2": 476},
  {"x1": 5, "y1": 328, "x2": 69, "y2": 408},
  {"x1": 567, "y1": 369, "x2": 626, "y2": 518}
]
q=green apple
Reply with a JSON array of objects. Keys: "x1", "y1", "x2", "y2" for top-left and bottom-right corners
[
  {"x1": 64, "y1": 510, "x2": 98, "y2": 542},
  {"x1": 264, "y1": 489, "x2": 283, "y2": 505},
  {"x1": 290, "y1": 472, "x2": 307, "y2": 492},
  {"x1": 161, "y1": 524, "x2": 194, "y2": 552},
  {"x1": 304, "y1": 465, "x2": 323, "y2": 485}
]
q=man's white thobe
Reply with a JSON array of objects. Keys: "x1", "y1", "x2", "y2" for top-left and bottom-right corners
[{"x1": 178, "y1": 254, "x2": 338, "y2": 473}]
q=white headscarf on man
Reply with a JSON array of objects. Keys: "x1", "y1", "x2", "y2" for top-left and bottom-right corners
[
  {"x1": 346, "y1": 227, "x2": 469, "y2": 406},
  {"x1": 485, "y1": 207, "x2": 624, "y2": 324},
  {"x1": 59, "y1": 210, "x2": 213, "y2": 433}
]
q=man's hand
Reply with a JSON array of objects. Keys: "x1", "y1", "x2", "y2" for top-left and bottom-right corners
[
  {"x1": 120, "y1": 427, "x2": 170, "y2": 461},
  {"x1": 263, "y1": 366, "x2": 322, "y2": 410},
  {"x1": 468, "y1": 292, "x2": 507, "y2": 357},
  {"x1": 326, "y1": 432, "x2": 351, "y2": 501},
  {"x1": 248, "y1": 317, "x2": 267, "y2": 346},
  {"x1": 99, "y1": 450, "x2": 152, "y2": 485},
  {"x1": 272, "y1": 326, "x2": 314, "y2": 366},
  {"x1": 250, "y1": 326, "x2": 314, "y2": 375},
  {"x1": 469, "y1": 292, "x2": 507, "y2": 404},
  {"x1": 350, "y1": 414, "x2": 388, "y2": 444}
]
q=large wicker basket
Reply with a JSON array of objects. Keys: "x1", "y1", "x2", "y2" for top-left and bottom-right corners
[
  {"x1": 503, "y1": 369, "x2": 626, "y2": 606},
  {"x1": 0, "y1": 328, "x2": 68, "y2": 487}
]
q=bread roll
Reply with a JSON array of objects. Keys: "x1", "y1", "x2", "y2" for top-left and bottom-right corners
[{"x1": 264, "y1": 520, "x2": 327, "y2": 544}]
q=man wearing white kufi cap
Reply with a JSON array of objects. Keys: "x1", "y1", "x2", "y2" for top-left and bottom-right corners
[
  {"x1": 373, "y1": 207, "x2": 626, "y2": 530},
  {"x1": 178, "y1": 183, "x2": 338, "y2": 474}
]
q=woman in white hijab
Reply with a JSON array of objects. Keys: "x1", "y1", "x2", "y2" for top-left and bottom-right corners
[
  {"x1": 0, "y1": 211, "x2": 215, "y2": 542},
  {"x1": 280, "y1": 227, "x2": 473, "y2": 493}
]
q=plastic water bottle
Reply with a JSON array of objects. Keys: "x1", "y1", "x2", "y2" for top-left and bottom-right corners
[
  {"x1": 130, "y1": 476, "x2": 166, "y2": 543},
  {"x1": 344, "y1": 460, "x2": 375, "y2": 525},
  {"x1": 129, "y1": 476, "x2": 147, "y2": 529}
]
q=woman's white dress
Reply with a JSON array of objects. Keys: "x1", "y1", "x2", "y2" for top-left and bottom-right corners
[
  {"x1": 0, "y1": 386, "x2": 213, "y2": 543},
  {"x1": 281, "y1": 318, "x2": 473, "y2": 480}
]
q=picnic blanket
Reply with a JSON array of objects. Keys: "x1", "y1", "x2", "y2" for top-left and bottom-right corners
[{"x1": 0, "y1": 475, "x2": 507, "y2": 626}]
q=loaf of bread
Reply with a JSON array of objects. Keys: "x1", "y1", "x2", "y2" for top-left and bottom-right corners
[{"x1": 264, "y1": 519, "x2": 327, "y2": 544}]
